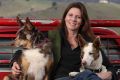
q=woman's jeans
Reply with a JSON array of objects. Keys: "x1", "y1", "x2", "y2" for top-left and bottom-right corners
[
  {"x1": 54, "y1": 77, "x2": 72, "y2": 80},
  {"x1": 54, "y1": 70, "x2": 102, "y2": 80}
]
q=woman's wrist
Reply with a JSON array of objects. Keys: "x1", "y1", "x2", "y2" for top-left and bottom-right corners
[{"x1": 96, "y1": 71, "x2": 112, "y2": 80}]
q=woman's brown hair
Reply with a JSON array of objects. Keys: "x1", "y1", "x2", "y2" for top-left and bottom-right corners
[{"x1": 60, "y1": 2, "x2": 95, "y2": 41}]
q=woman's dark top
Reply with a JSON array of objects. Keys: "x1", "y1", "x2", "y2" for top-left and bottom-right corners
[{"x1": 54, "y1": 28, "x2": 81, "y2": 79}]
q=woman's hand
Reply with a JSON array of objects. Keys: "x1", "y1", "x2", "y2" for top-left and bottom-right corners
[
  {"x1": 96, "y1": 71, "x2": 112, "y2": 80},
  {"x1": 11, "y1": 62, "x2": 22, "y2": 77}
]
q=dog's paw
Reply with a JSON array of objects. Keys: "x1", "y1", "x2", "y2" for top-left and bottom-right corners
[
  {"x1": 80, "y1": 69, "x2": 85, "y2": 72},
  {"x1": 102, "y1": 65, "x2": 107, "y2": 72},
  {"x1": 69, "y1": 72, "x2": 79, "y2": 77}
]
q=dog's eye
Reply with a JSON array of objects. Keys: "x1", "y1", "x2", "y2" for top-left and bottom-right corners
[{"x1": 89, "y1": 52, "x2": 94, "y2": 55}]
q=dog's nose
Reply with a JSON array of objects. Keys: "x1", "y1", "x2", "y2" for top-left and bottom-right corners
[{"x1": 82, "y1": 60, "x2": 86, "y2": 65}]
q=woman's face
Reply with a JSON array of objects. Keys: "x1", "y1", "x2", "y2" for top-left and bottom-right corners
[{"x1": 65, "y1": 7, "x2": 82, "y2": 32}]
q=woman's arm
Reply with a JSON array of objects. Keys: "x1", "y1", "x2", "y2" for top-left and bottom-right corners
[
  {"x1": 96, "y1": 71, "x2": 112, "y2": 80},
  {"x1": 10, "y1": 50, "x2": 22, "y2": 77}
]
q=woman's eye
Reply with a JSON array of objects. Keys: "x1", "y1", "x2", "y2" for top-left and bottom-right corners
[
  {"x1": 75, "y1": 15, "x2": 81, "y2": 19},
  {"x1": 77, "y1": 16, "x2": 81, "y2": 19},
  {"x1": 68, "y1": 14, "x2": 73, "y2": 17}
]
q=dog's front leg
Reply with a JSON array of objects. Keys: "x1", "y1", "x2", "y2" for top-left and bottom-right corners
[
  {"x1": 44, "y1": 56, "x2": 53, "y2": 80},
  {"x1": 25, "y1": 74, "x2": 34, "y2": 80},
  {"x1": 20, "y1": 56, "x2": 30, "y2": 80},
  {"x1": 69, "y1": 72, "x2": 79, "y2": 77}
]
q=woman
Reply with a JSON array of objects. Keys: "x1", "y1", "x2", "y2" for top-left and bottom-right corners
[{"x1": 12, "y1": 2, "x2": 115, "y2": 80}]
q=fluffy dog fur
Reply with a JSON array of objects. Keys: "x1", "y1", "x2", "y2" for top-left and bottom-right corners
[
  {"x1": 69, "y1": 34, "x2": 107, "y2": 76},
  {"x1": 3, "y1": 17, "x2": 53, "y2": 80}
]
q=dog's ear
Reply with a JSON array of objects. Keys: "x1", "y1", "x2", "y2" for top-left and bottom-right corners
[
  {"x1": 78, "y1": 34, "x2": 87, "y2": 47},
  {"x1": 93, "y1": 36, "x2": 101, "y2": 48},
  {"x1": 25, "y1": 17, "x2": 35, "y2": 31},
  {"x1": 16, "y1": 16, "x2": 24, "y2": 27}
]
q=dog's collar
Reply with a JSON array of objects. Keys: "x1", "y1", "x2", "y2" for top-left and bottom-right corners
[{"x1": 88, "y1": 68, "x2": 102, "y2": 73}]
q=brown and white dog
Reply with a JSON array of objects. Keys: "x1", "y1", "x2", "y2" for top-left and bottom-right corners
[
  {"x1": 69, "y1": 34, "x2": 107, "y2": 76},
  {"x1": 3, "y1": 17, "x2": 53, "y2": 80}
]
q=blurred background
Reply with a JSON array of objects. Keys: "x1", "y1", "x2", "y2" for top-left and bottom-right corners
[
  {"x1": 0, "y1": 1, "x2": 120, "y2": 79},
  {"x1": 0, "y1": 0, "x2": 120, "y2": 20}
]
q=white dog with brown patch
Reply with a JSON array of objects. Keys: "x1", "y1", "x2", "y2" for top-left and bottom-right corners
[{"x1": 69, "y1": 34, "x2": 107, "y2": 76}]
